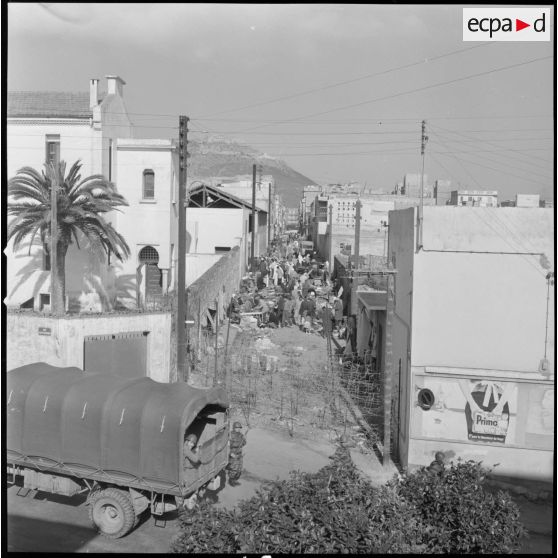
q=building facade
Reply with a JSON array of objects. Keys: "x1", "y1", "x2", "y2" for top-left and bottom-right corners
[
  {"x1": 6, "y1": 76, "x2": 134, "y2": 311},
  {"x1": 388, "y1": 206, "x2": 554, "y2": 485},
  {"x1": 449, "y1": 190, "x2": 498, "y2": 207}
]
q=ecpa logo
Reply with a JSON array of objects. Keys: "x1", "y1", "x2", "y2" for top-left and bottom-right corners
[{"x1": 463, "y1": 8, "x2": 550, "y2": 41}]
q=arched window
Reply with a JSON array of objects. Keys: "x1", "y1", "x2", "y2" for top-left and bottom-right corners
[
  {"x1": 139, "y1": 245, "x2": 159, "y2": 264},
  {"x1": 143, "y1": 169, "x2": 155, "y2": 199}
]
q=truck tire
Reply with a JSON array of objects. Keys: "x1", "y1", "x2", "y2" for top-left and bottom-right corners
[{"x1": 89, "y1": 488, "x2": 136, "y2": 539}]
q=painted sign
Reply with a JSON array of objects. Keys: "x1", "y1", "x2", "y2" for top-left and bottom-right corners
[
  {"x1": 461, "y1": 380, "x2": 512, "y2": 443},
  {"x1": 415, "y1": 376, "x2": 553, "y2": 451},
  {"x1": 38, "y1": 327, "x2": 51, "y2": 336}
]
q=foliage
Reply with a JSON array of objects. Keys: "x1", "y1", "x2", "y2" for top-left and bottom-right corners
[
  {"x1": 389, "y1": 458, "x2": 526, "y2": 554},
  {"x1": 171, "y1": 446, "x2": 426, "y2": 554},
  {"x1": 171, "y1": 449, "x2": 526, "y2": 554},
  {"x1": 7, "y1": 160, "x2": 130, "y2": 311}
]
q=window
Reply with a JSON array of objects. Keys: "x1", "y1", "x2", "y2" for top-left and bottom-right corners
[
  {"x1": 45, "y1": 135, "x2": 60, "y2": 167},
  {"x1": 143, "y1": 169, "x2": 155, "y2": 199}
]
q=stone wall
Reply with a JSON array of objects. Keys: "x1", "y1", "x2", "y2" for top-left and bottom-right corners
[
  {"x1": 7, "y1": 310, "x2": 172, "y2": 382},
  {"x1": 170, "y1": 246, "x2": 242, "y2": 380}
]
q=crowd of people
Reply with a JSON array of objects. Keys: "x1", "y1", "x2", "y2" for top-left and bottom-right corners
[{"x1": 228, "y1": 235, "x2": 345, "y2": 336}]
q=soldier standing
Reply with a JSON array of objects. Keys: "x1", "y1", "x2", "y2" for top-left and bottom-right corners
[{"x1": 227, "y1": 422, "x2": 246, "y2": 486}]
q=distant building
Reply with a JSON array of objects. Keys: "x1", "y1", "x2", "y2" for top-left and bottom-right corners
[
  {"x1": 540, "y1": 199, "x2": 553, "y2": 208},
  {"x1": 516, "y1": 194, "x2": 540, "y2": 208},
  {"x1": 388, "y1": 206, "x2": 554, "y2": 486},
  {"x1": 449, "y1": 189, "x2": 498, "y2": 207},
  {"x1": 433, "y1": 180, "x2": 452, "y2": 206},
  {"x1": 284, "y1": 207, "x2": 300, "y2": 230}
]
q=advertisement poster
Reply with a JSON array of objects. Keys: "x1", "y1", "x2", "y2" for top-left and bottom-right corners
[
  {"x1": 459, "y1": 380, "x2": 513, "y2": 443},
  {"x1": 416, "y1": 377, "x2": 518, "y2": 445}
]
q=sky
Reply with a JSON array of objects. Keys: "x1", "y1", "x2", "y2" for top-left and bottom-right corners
[{"x1": 7, "y1": 3, "x2": 555, "y2": 201}]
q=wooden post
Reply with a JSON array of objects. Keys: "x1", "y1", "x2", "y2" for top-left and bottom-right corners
[{"x1": 177, "y1": 116, "x2": 189, "y2": 382}]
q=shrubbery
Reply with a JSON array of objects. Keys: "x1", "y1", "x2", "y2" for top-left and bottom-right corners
[
  {"x1": 170, "y1": 447, "x2": 525, "y2": 554},
  {"x1": 389, "y1": 458, "x2": 526, "y2": 553}
]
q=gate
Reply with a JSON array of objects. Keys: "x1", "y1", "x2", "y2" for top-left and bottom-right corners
[{"x1": 84, "y1": 331, "x2": 148, "y2": 378}]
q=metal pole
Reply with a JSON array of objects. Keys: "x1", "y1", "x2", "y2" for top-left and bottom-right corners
[
  {"x1": 351, "y1": 199, "x2": 361, "y2": 315},
  {"x1": 177, "y1": 116, "x2": 189, "y2": 382},
  {"x1": 50, "y1": 163, "x2": 59, "y2": 314},
  {"x1": 251, "y1": 163, "x2": 256, "y2": 268},
  {"x1": 418, "y1": 120, "x2": 427, "y2": 251},
  {"x1": 224, "y1": 298, "x2": 232, "y2": 394}
]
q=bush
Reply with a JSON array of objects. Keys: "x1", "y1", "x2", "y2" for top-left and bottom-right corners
[
  {"x1": 170, "y1": 449, "x2": 526, "y2": 554},
  {"x1": 389, "y1": 459, "x2": 526, "y2": 554},
  {"x1": 170, "y1": 446, "x2": 426, "y2": 554}
]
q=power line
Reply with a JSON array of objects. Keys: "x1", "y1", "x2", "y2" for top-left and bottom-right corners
[
  {"x1": 428, "y1": 135, "x2": 552, "y2": 180},
  {"x1": 238, "y1": 55, "x2": 553, "y2": 133},
  {"x1": 198, "y1": 43, "x2": 494, "y2": 119},
  {"x1": 438, "y1": 151, "x2": 550, "y2": 189},
  {"x1": 429, "y1": 123, "x2": 552, "y2": 164}
]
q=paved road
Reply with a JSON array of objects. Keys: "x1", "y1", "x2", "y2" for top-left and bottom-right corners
[{"x1": 6, "y1": 427, "x2": 335, "y2": 553}]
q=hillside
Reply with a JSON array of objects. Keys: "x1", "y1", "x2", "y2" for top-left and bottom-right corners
[{"x1": 188, "y1": 137, "x2": 318, "y2": 207}]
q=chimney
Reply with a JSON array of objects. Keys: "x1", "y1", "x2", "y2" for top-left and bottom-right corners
[
  {"x1": 89, "y1": 78, "x2": 99, "y2": 108},
  {"x1": 106, "y1": 75, "x2": 126, "y2": 97}
]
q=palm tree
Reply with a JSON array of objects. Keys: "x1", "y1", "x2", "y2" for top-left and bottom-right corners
[{"x1": 8, "y1": 160, "x2": 130, "y2": 313}]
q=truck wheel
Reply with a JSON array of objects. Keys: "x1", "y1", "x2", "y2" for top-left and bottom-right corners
[{"x1": 89, "y1": 488, "x2": 136, "y2": 539}]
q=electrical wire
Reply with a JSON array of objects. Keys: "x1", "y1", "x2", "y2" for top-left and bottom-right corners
[
  {"x1": 237, "y1": 55, "x2": 553, "y2": 133},
  {"x1": 197, "y1": 43, "x2": 495, "y2": 119}
]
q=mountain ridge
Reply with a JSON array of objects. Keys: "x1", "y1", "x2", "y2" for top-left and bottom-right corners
[{"x1": 188, "y1": 137, "x2": 318, "y2": 207}]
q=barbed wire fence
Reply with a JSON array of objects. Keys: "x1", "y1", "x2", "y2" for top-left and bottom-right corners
[{"x1": 187, "y1": 320, "x2": 387, "y2": 455}]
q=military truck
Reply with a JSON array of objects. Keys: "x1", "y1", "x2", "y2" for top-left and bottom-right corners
[{"x1": 7, "y1": 363, "x2": 230, "y2": 538}]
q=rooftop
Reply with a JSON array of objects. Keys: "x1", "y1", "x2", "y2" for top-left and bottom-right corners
[{"x1": 7, "y1": 91, "x2": 102, "y2": 119}]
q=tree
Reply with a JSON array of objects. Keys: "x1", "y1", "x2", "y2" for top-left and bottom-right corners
[{"x1": 8, "y1": 160, "x2": 130, "y2": 313}]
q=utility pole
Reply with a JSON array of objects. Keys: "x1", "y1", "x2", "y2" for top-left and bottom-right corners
[
  {"x1": 351, "y1": 199, "x2": 361, "y2": 315},
  {"x1": 268, "y1": 181, "x2": 272, "y2": 250},
  {"x1": 50, "y1": 164, "x2": 59, "y2": 314},
  {"x1": 177, "y1": 115, "x2": 189, "y2": 383},
  {"x1": 418, "y1": 119, "x2": 428, "y2": 251},
  {"x1": 328, "y1": 204, "x2": 334, "y2": 263},
  {"x1": 251, "y1": 163, "x2": 256, "y2": 268}
]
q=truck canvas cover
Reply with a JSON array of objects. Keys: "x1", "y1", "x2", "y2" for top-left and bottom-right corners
[{"x1": 7, "y1": 363, "x2": 229, "y2": 493}]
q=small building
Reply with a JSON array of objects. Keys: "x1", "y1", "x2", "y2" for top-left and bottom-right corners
[
  {"x1": 186, "y1": 183, "x2": 268, "y2": 272},
  {"x1": 516, "y1": 194, "x2": 540, "y2": 208},
  {"x1": 388, "y1": 206, "x2": 554, "y2": 488},
  {"x1": 449, "y1": 189, "x2": 498, "y2": 207}
]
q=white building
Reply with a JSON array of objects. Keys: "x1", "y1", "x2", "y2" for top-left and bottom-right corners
[
  {"x1": 388, "y1": 206, "x2": 554, "y2": 485},
  {"x1": 449, "y1": 190, "x2": 498, "y2": 207},
  {"x1": 6, "y1": 76, "x2": 133, "y2": 311}
]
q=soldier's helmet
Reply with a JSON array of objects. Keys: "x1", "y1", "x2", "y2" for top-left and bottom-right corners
[
  {"x1": 233, "y1": 422, "x2": 243, "y2": 430},
  {"x1": 185, "y1": 433, "x2": 198, "y2": 445}
]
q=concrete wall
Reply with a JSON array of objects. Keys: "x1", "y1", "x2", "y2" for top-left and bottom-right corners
[
  {"x1": 186, "y1": 254, "x2": 224, "y2": 286},
  {"x1": 7, "y1": 311, "x2": 172, "y2": 382},
  {"x1": 186, "y1": 208, "x2": 245, "y2": 254},
  {"x1": 412, "y1": 251, "x2": 550, "y2": 371}
]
